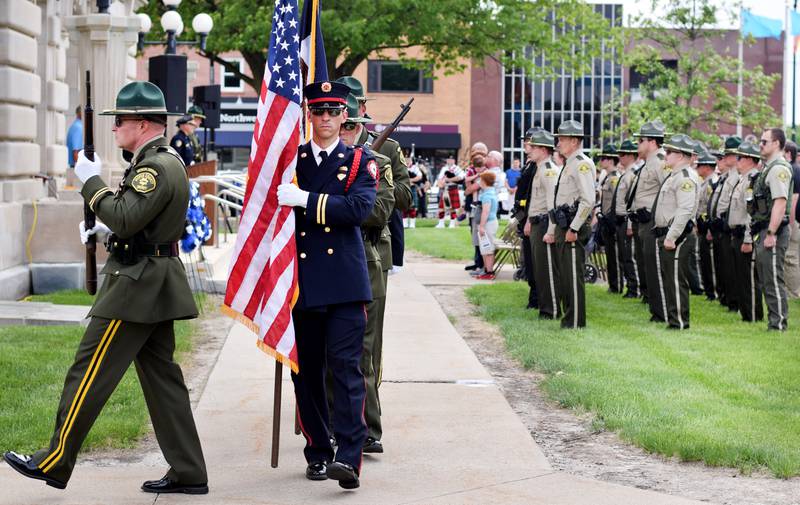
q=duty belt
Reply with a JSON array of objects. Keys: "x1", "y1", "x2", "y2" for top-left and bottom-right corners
[
  {"x1": 529, "y1": 213, "x2": 549, "y2": 225},
  {"x1": 107, "y1": 235, "x2": 179, "y2": 264}
]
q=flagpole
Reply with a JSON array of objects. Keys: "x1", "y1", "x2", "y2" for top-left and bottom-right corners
[
  {"x1": 793, "y1": 0, "x2": 798, "y2": 141},
  {"x1": 784, "y1": 0, "x2": 792, "y2": 124},
  {"x1": 271, "y1": 361, "x2": 282, "y2": 468},
  {"x1": 737, "y1": 15, "x2": 743, "y2": 138}
]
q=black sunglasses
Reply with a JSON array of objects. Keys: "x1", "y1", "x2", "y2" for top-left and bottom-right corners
[
  {"x1": 340, "y1": 122, "x2": 359, "y2": 131},
  {"x1": 114, "y1": 116, "x2": 146, "y2": 127},
  {"x1": 310, "y1": 108, "x2": 343, "y2": 117},
  {"x1": 759, "y1": 139, "x2": 771, "y2": 145}
]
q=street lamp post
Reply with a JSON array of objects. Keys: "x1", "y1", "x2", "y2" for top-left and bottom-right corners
[{"x1": 136, "y1": 0, "x2": 214, "y2": 55}]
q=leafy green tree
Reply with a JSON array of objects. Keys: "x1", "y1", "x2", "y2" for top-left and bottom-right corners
[
  {"x1": 140, "y1": 0, "x2": 614, "y2": 94},
  {"x1": 606, "y1": 0, "x2": 780, "y2": 147}
]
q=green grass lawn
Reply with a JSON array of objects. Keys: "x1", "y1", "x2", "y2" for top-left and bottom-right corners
[
  {"x1": 404, "y1": 218, "x2": 476, "y2": 261},
  {"x1": 26, "y1": 289, "x2": 95, "y2": 306},
  {"x1": 0, "y1": 294, "x2": 197, "y2": 454},
  {"x1": 466, "y1": 282, "x2": 800, "y2": 477}
]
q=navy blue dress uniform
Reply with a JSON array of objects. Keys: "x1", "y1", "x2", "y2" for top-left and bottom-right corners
[
  {"x1": 169, "y1": 115, "x2": 195, "y2": 167},
  {"x1": 289, "y1": 81, "x2": 378, "y2": 489}
]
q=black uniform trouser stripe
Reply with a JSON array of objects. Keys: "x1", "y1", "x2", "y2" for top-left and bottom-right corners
[{"x1": 39, "y1": 320, "x2": 120, "y2": 472}]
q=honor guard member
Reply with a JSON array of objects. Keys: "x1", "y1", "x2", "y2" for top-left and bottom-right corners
[
  {"x1": 277, "y1": 81, "x2": 377, "y2": 489},
  {"x1": 338, "y1": 76, "x2": 412, "y2": 454},
  {"x1": 653, "y1": 134, "x2": 700, "y2": 329},
  {"x1": 517, "y1": 127, "x2": 542, "y2": 309},
  {"x1": 336, "y1": 93, "x2": 394, "y2": 456},
  {"x1": 3, "y1": 81, "x2": 208, "y2": 494},
  {"x1": 631, "y1": 120, "x2": 670, "y2": 322},
  {"x1": 709, "y1": 136, "x2": 742, "y2": 311},
  {"x1": 547, "y1": 120, "x2": 596, "y2": 328},
  {"x1": 750, "y1": 128, "x2": 793, "y2": 330},
  {"x1": 524, "y1": 130, "x2": 560, "y2": 319},
  {"x1": 695, "y1": 151, "x2": 719, "y2": 301},
  {"x1": 187, "y1": 104, "x2": 206, "y2": 163},
  {"x1": 170, "y1": 115, "x2": 196, "y2": 167},
  {"x1": 729, "y1": 141, "x2": 764, "y2": 322},
  {"x1": 613, "y1": 139, "x2": 640, "y2": 298},
  {"x1": 597, "y1": 144, "x2": 622, "y2": 293}
]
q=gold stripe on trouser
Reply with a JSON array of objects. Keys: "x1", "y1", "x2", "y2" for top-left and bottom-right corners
[{"x1": 39, "y1": 320, "x2": 121, "y2": 473}]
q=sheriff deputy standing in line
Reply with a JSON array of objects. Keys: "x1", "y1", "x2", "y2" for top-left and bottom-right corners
[
  {"x1": 613, "y1": 139, "x2": 640, "y2": 298},
  {"x1": 524, "y1": 129, "x2": 560, "y2": 319},
  {"x1": 651, "y1": 134, "x2": 700, "y2": 330},
  {"x1": 694, "y1": 150, "x2": 719, "y2": 301},
  {"x1": 546, "y1": 120, "x2": 595, "y2": 328},
  {"x1": 515, "y1": 127, "x2": 541, "y2": 310},
  {"x1": 597, "y1": 144, "x2": 622, "y2": 293},
  {"x1": 750, "y1": 127, "x2": 793, "y2": 331},
  {"x1": 3, "y1": 81, "x2": 208, "y2": 495}
]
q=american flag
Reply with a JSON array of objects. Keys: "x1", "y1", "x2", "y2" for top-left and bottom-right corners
[{"x1": 223, "y1": 0, "x2": 302, "y2": 373}]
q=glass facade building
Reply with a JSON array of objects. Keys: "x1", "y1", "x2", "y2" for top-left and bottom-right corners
[{"x1": 501, "y1": 3, "x2": 623, "y2": 164}]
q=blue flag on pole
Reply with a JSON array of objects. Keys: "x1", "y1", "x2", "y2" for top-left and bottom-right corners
[
  {"x1": 300, "y1": 0, "x2": 328, "y2": 84},
  {"x1": 791, "y1": 10, "x2": 800, "y2": 37},
  {"x1": 741, "y1": 10, "x2": 783, "y2": 39}
]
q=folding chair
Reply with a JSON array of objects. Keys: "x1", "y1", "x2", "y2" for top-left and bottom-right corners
[{"x1": 492, "y1": 220, "x2": 521, "y2": 276}]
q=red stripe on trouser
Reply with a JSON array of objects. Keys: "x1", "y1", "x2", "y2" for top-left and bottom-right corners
[{"x1": 295, "y1": 405, "x2": 313, "y2": 447}]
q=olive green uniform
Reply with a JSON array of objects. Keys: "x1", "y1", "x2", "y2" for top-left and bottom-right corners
[
  {"x1": 527, "y1": 157, "x2": 560, "y2": 319},
  {"x1": 652, "y1": 163, "x2": 699, "y2": 329},
  {"x1": 614, "y1": 165, "x2": 638, "y2": 296},
  {"x1": 728, "y1": 168, "x2": 763, "y2": 322},
  {"x1": 548, "y1": 151, "x2": 596, "y2": 328},
  {"x1": 632, "y1": 149, "x2": 669, "y2": 321},
  {"x1": 190, "y1": 133, "x2": 203, "y2": 164},
  {"x1": 711, "y1": 170, "x2": 740, "y2": 310},
  {"x1": 750, "y1": 156, "x2": 793, "y2": 330},
  {"x1": 599, "y1": 167, "x2": 621, "y2": 292},
  {"x1": 32, "y1": 136, "x2": 206, "y2": 485},
  {"x1": 358, "y1": 127, "x2": 411, "y2": 441}
]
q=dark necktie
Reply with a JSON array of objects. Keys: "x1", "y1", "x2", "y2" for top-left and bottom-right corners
[{"x1": 319, "y1": 150, "x2": 328, "y2": 165}]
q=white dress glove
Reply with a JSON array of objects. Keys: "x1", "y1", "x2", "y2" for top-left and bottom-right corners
[
  {"x1": 79, "y1": 220, "x2": 111, "y2": 244},
  {"x1": 277, "y1": 183, "x2": 309, "y2": 208},
  {"x1": 74, "y1": 150, "x2": 102, "y2": 184}
]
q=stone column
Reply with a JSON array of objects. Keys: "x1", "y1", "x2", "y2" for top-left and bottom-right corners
[{"x1": 64, "y1": 10, "x2": 139, "y2": 183}]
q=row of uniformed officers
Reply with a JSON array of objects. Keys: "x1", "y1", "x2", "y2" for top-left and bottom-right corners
[{"x1": 515, "y1": 120, "x2": 793, "y2": 331}]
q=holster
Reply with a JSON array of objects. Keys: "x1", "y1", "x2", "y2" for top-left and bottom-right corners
[{"x1": 635, "y1": 208, "x2": 652, "y2": 224}]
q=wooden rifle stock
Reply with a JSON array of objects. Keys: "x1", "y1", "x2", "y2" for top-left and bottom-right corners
[
  {"x1": 84, "y1": 71, "x2": 97, "y2": 295},
  {"x1": 369, "y1": 98, "x2": 414, "y2": 152}
]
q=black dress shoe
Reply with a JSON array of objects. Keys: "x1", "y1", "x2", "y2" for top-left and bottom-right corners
[
  {"x1": 623, "y1": 291, "x2": 639, "y2": 299},
  {"x1": 649, "y1": 315, "x2": 666, "y2": 323},
  {"x1": 464, "y1": 264, "x2": 478, "y2": 271},
  {"x1": 141, "y1": 476, "x2": 208, "y2": 494},
  {"x1": 326, "y1": 461, "x2": 359, "y2": 489},
  {"x1": 3, "y1": 451, "x2": 66, "y2": 489},
  {"x1": 538, "y1": 313, "x2": 555, "y2": 320},
  {"x1": 525, "y1": 303, "x2": 539, "y2": 310},
  {"x1": 305, "y1": 461, "x2": 328, "y2": 481},
  {"x1": 363, "y1": 437, "x2": 384, "y2": 454}
]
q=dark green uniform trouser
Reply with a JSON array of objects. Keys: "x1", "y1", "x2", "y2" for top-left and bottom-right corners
[
  {"x1": 711, "y1": 232, "x2": 729, "y2": 305},
  {"x1": 601, "y1": 222, "x2": 622, "y2": 292},
  {"x1": 631, "y1": 221, "x2": 647, "y2": 301},
  {"x1": 555, "y1": 224, "x2": 590, "y2": 328},
  {"x1": 657, "y1": 237, "x2": 691, "y2": 329},
  {"x1": 32, "y1": 317, "x2": 207, "y2": 485},
  {"x1": 686, "y1": 233, "x2": 703, "y2": 294},
  {"x1": 731, "y1": 235, "x2": 764, "y2": 322},
  {"x1": 362, "y1": 270, "x2": 388, "y2": 440},
  {"x1": 530, "y1": 218, "x2": 560, "y2": 319},
  {"x1": 755, "y1": 226, "x2": 790, "y2": 330},
  {"x1": 641, "y1": 221, "x2": 667, "y2": 321},
  {"x1": 716, "y1": 231, "x2": 738, "y2": 310},
  {"x1": 615, "y1": 221, "x2": 637, "y2": 296},
  {"x1": 698, "y1": 230, "x2": 716, "y2": 299}
]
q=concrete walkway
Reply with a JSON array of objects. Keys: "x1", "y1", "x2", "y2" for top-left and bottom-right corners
[
  {"x1": 0, "y1": 262, "x2": 704, "y2": 505},
  {"x1": 0, "y1": 301, "x2": 88, "y2": 326}
]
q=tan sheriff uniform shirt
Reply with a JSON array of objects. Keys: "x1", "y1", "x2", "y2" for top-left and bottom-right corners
[
  {"x1": 632, "y1": 148, "x2": 669, "y2": 211},
  {"x1": 614, "y1": 166, "x2": 634, "y2": 217},
  {"x1": 763, "y1": 155, "x2": 793, "y2": 203},
  {"x1": 600, "y1": 167, "x2": 620, "y2": 216},
  {"x1": 653, "y1": 163, "x2": 699, "y2": 243},
  {"x1": 696, "y1": 176, "x2": 714, "y2": 220},
  {"x1": 547, "y1": 151, "x2": 596, "y2": 234},
  {"x1": 528, "y1": 157, "x2": 560, "y2": 217},
  {"x1": 713, "y1": 170, "x2": 740, "y2": 218},
  {"x1": 728, "y1": 168, "x2": 756, "y2": 244}
]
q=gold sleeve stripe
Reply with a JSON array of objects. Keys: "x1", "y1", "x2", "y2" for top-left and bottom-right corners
[
  {"x1": 88, "y1": 187, "x2": 113, "y2": 211},
  {"x1": 316, "y1": 194, "x2": 323, "y2": 224},
  {"x1": 319, "y1": 194, "x2": 329, "y2": 225},
  {"x1": 39, "y1": 319, "x2": 121, "y2": 473}
]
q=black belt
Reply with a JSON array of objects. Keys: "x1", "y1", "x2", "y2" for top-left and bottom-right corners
[
  {"x1": 108, "y1": 239, "x2": 179, "y2": 257},
  {"x1": 529, "y1": 213, "x2": 548, "y2": 225},
  {"x1": 652, "y1": 227, "x2": 668, "y2": 238}
]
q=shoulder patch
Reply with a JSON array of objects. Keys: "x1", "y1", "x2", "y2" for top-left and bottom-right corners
[
  {"x1": 777, "y1": 168, "x2": 791, "y2": 182},
  {"x1": 680, "y1": 180, "x2": 695, "y2": 192},
  {"x1": 175, "y1": 139, "x2": 182, "y2": 148},
  {"x1": 131, "y1": 171, "x2": 157, "y2": 194},
  {"x1": 385, "y1": 164, "x2": 394, "y2": 187},
  {"x1": 578, "y1": 163, "x2": 591, "y2": 173},
  {"x1": 367, "y1": 159, "x2": 378, "y2": 181}
]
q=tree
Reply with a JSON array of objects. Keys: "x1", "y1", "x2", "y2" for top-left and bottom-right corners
[
  {"x1": 605, "y1": 0, "x2": 780, "y2": 147},
  {"x1": 140, "y1": 0, "x2": 614, "y2": 95}
]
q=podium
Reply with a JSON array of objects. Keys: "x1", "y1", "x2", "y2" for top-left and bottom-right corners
[{"x1": 187, "y1": 160, "x2": 218, "y2": 246}]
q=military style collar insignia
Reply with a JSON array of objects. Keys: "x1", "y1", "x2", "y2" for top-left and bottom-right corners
[
  {"x1": 338, "y1": 152, "x2": 344, "y2": 158},
  {"x1": 337, "y1": 173, "x2": 347, "y2": 181},
  {"x1": 131, "y1": 171, "x2": 157, "y2": 194}
]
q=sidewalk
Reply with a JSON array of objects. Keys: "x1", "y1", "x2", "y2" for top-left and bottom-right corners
[{"x1": 0, "y1": 261, "x2": 705, "y2": 505}]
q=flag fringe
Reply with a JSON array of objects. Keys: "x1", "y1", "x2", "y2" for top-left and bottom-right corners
[
  {"x1": 221, "y1": 304, "x2": 299, "y2": 373},
  {"x1": 256, "y1": 339, "x2": 299, "y2": 374}
]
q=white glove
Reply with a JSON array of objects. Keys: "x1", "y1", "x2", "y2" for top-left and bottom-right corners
[
  {"x1": 277, "y1": 183, "x2": 309, "y2": 208},
  {"x1": 79, "y1": 220, "x2": 111, "y2": 244},
  {"x1": 75, "y1": 151, "x2": 102, "y2": 184}
]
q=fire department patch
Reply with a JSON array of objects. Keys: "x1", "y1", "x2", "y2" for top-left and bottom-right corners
[{"x1": 367, "y1": 160, "x2": 378, "y2": 180}]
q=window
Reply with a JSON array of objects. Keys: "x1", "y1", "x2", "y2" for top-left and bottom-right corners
[
  {"x1": 221, "y1": 58, "x2": 244, "y2": 92},
  {"x1": 367, "y1": 60, "x2": 433, "y2": 93}
]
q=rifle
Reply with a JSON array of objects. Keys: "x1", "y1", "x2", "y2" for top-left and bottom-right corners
[
  {"x1": 83, "y1": 71, "x2": 98, "y2": 295},
  {"x1": 369, "y1": 98, "x2": 414, "y2": 152}
]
